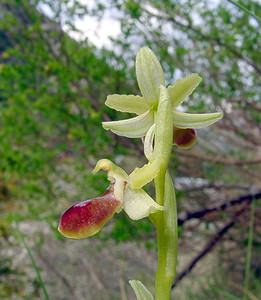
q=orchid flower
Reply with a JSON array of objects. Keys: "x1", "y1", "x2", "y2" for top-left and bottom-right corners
[
  {"x1": 102, "y1": 47, "x2": 222, "y2": 140},
  {"x1": 102, "y1": 47, "x2": 222, "y2": 189},
  {"x1": 58, "y1": 159, "x2": 163, "y2": 239}
]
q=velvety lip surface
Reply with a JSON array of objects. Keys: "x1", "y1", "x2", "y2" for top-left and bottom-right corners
[
  {"x1": 58, "y1": 189, "x2": 121, "y2": 239},
  {"x1": 173, "y1": 128, "x2": 196, "y2": 148}
]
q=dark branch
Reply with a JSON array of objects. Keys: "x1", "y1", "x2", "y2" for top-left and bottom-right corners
[
  {"x1": 172, "y1": 205, "x2": 248, "y2": 289},
  {"x1": 178, "y1": 191, "x2": 261, "y2": 226},
  {"x1": 142, "y1": 5, "x2": 261, "y2": 75},
  {"x1": 178, "y1": 151, "x2": 261, "y2": 166},
  {"x1": 178, "y1": 183, "x2": 251, "y2": 192}
]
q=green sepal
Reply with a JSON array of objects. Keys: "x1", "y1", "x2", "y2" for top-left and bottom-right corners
[
  {"x1": 173, "y1": 111, "x2": 223, "y2": 128},
  {"x1": 136, "y1": 47, "x2": 165, "y2": 106},
  {"x1": 168, "y1": 73, "x2": 202, "y2": 107},
  {"x1": 105, "y1": 94, "x2": 148, "y2": 114},
  {"x1": 102, "y1": 111, "x2": 154, "y2": 138}
]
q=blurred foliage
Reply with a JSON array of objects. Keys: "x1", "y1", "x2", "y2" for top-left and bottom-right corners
[
  {"x1": 0, "y1": 0, "x2": 260, "y2": 298},
  {"x1": 0, "y1": 0, "x2": 130, "y2": 223}
]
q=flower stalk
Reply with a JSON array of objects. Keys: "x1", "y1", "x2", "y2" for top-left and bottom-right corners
[{"x1": 150, "y1": 86, "x2": 177, "y2": 299}]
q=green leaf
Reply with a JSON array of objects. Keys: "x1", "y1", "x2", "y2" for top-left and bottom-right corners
[{"x1": 129, "y1": 280, "x2": 154, "y2": 300}]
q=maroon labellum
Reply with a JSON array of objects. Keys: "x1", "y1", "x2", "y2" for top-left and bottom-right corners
[
  {"x1": 58, "y1": 187, "x2": 122, "y2": 239},
  {"x1": 173, "y1": 127, "x2": 196, "y2": 149}
]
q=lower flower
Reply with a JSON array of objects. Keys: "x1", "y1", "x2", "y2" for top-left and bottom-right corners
[{"x1": 58, "y1": 159, "x2": 163, "y2": 239}]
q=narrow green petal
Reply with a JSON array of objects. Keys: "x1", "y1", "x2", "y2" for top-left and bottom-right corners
[
  {"x1": 123, "y1": 187, "x2": 163, "y2": 220},
  {"x1": 136, "y1": 47, "x2": 165, "y2": 106},
  {"x1": 129, "y1": 280, "x2": 154, "y2": 300},
  {"x1": 105, "y1": 94, "x2": 149, "y2": 114},
  {"x1": 173, "y1": 111, "x2": 223, "y2": 128},
  {"x1": 144, "y1": 124, "x2": 155, "y2": 161},
  {"x1": 168, "y1": 74, "x2": 202, "y2": 107},
  {"x1": 129, "y1": 159, "x2": 160, "y2": 189},
  {"x1": 102, "y1": 111, "x2": 153, "y2": 138}
]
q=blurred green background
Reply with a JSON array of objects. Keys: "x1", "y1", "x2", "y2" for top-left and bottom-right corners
[{"x1": 0, "y1": 0, "x2": 260, "y2": 299}]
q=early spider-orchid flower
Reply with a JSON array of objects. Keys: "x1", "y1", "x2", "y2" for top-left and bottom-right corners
[
  {"x1": 102, "y1": 47, "x2": 222, "y2": 140},
  {"x1": 58, "y1": 159, "x2": 163, "y2": 239},
  {"x1": 102, "y1": 47, "x2": 222, "y2": 190}
]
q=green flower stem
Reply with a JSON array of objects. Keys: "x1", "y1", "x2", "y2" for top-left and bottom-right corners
[
  {"x1": 152, "y1": 86, "x2": 177, "y2": 299},
  {"x1": 154, "y1": 170, "x2": 165, "y2": 206},
  {"x1": 155, "y1": 209, "x2": 170, "y2": 300},
  {"x1": 164, "y1": 171, "x2": 178, "y2": 285},
  {"x1": 154, "y1": 171, "x2": 178, "y2": 300}
]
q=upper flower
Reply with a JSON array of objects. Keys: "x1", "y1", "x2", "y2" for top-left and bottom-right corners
[
  {"x1": 102, "y1": 47, "x2": 223, "y2": 190},
  {"x1": 102, "y1": 47, "x2": 223, "y2": 139}
]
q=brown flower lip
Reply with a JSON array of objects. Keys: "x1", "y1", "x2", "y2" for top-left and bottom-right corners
[
  {"x1": 58, "y1": 187, "x2": 122, "y2": 239},
  {"x1": 173, "y1": 128, "x2": 196, "y2": 149}
]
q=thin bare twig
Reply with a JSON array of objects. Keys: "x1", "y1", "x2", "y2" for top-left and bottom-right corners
[
  {"x1": 178, "y1": 183, "x2": 251, "y2": 192},
  {"x1": 142, "y1": 5, "x2": 261, "y2": 75},
  {"x1": 178, "y1": 151, "x2": 261, "y2": 166},
  {"x1": 172, "y1": 205, "x2": 249, "y2": 288},
  {"x1": 178, "y1": 191, "x2": 261, "y2": 226}
]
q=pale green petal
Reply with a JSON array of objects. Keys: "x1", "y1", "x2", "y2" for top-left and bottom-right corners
[
  {"x1": 136, "y1": 47, "x2": 165, "y2": 106},
  {"x1": 173, "y1": 111, "x2": 223, "y2": 128},
  {"x1": 144, "y1": 124, "x2": 155, "y2": 161},
  {"x1": 93, "y1": 159, "x2": 128, "y2": 202},
  {"x1": 129, "y1": 159, "x2": 160, "y2": 189},
  {"x1": 105, "y1": 94, "x2": 149, "y2": 114},
  {"x1": 129, "y1": 280, "x2": 154, "y2": 300},
  {"x1": 123, "y1": 187, "x2": 163, "y2": 220},
  {"x1": 168, "y1": 74, "x2": 202, "y2": 107},
  {"x1": 102, "y1": 111, "x2": 153, "y2": 138}
]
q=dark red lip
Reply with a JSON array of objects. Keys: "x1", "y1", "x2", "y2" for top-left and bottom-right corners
[{"x1": 58, "y1": 188, "x2": 122, "y2": 239}]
